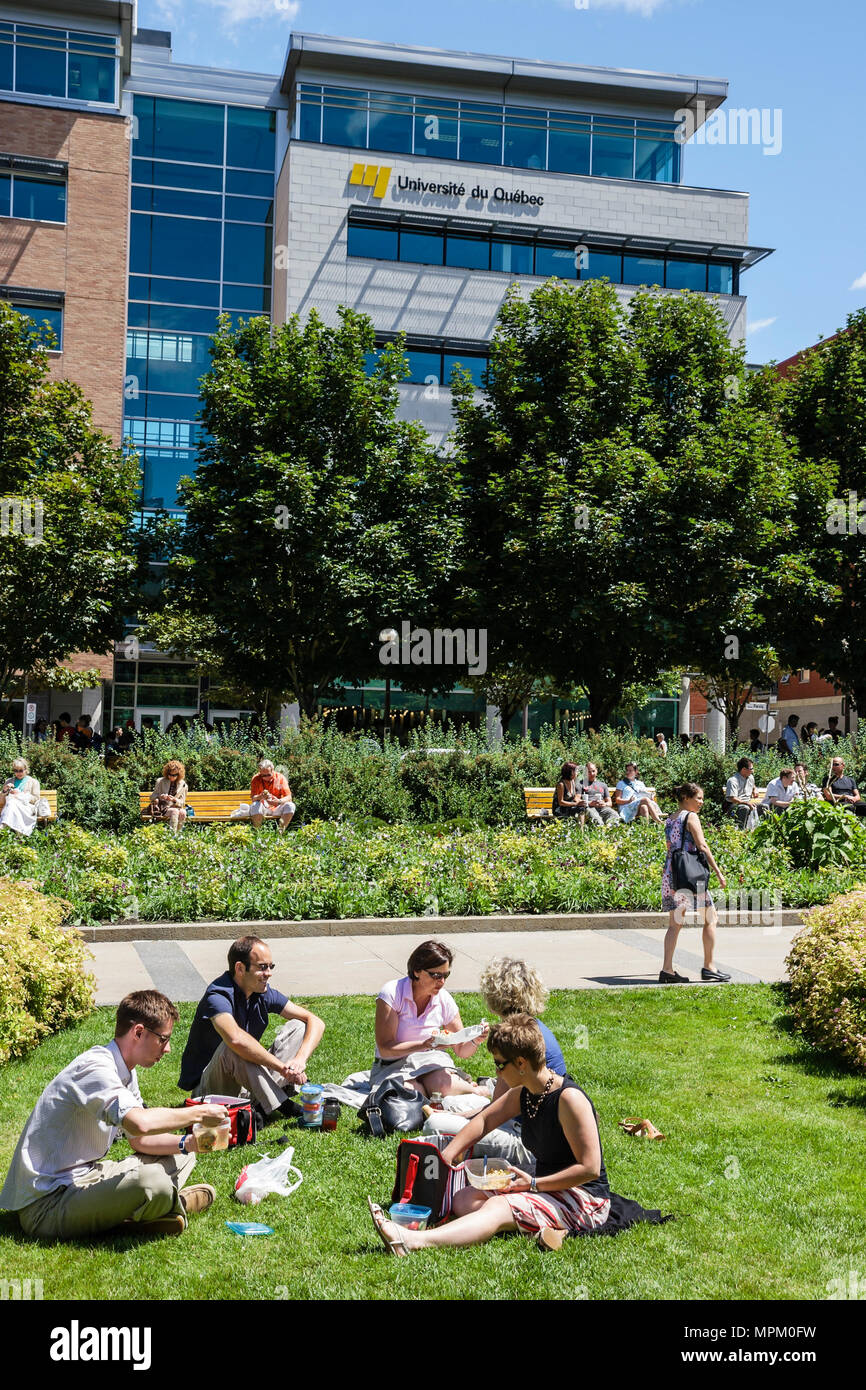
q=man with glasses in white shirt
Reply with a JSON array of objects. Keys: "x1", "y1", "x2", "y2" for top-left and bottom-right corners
[
  {"x1": 178, "y1": 935, "x2": 325, "y2": 1124},
  {"x1": 0, "y1": 990, "x2": 225, "y2": 1239}
]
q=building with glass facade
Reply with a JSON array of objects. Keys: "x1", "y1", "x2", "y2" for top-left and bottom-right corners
[{"x1": 0, "y1": 10, "x2": 772, "y2": 735}]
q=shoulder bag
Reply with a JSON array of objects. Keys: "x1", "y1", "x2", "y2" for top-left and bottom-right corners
[{"x1": 670, "y1": 811, "x2": 710, "y2": 893}]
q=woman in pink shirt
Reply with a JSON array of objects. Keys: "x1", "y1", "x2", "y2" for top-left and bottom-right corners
[{"x1": 373, "y1": 940, "x2": 489, "y2": 1099}]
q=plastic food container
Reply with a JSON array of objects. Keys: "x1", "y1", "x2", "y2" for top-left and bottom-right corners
[
  {"x1": 193, "y1": 1117, "x2": 231, "y2": 1151},
  {"x1": 299, "y1": 1083, "x2": 324, "y2": 1127},
  {"x1": 389, "y1": 1203, "x2": 431, "y2": 1231},
  {"x1": 463, "y1": 1158, "x2": 515, "y2": 1191}
]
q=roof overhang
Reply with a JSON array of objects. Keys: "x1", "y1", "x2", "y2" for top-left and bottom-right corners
[
  {"x1": 347, "y1": 204, "x2": 773, "y2": 271},
  {"x1": 282, "y1": 31, "x2": 727, "y2": 122},
  {"x1": 16, "y1": 0, "x2": 135, "y2": 76}
]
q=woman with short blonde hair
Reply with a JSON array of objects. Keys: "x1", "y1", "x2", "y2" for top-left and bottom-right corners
[
  {"x1": 480, "y1": 957, "x2": 549, "y2": 1019},
  {"x1": 149, "y1": 759, "x2": 188, "y2": 834},
  {"x1": 0, "y1": 758, "x2": 40, "y2": 837}
]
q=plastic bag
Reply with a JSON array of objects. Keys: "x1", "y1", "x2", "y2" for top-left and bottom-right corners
[{"x1": 234, "y1": 1146, "x2": 303, "y2": 1205}]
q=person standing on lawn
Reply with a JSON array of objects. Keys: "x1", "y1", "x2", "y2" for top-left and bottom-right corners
[
  {"x1": 660, "y1": 782, "x2": 729, "y2": 984},
  {"x1": 178, "y1": 935, "x2": 325, "y2": 1124},
  {"x1": 0, "y1": 991, "x2": 225, "y2": 1239}
]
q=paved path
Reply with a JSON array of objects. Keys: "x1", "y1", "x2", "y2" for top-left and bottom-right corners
[{"x1": 89, "y1": 925, "x2": 798, "y2": 1005}]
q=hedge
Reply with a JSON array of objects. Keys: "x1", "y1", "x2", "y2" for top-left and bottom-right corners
[
  {"x1": 786, "y1": 891, "x2": 866, "y2": 1072},
  {"x1": 0, "y1": 877, "x2": 94, "y2": 1063}
]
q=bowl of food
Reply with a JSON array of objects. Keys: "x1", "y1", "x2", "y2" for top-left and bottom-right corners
[{"x1": 463, "y1": 1159, "x2": 515, "y2": 1191}]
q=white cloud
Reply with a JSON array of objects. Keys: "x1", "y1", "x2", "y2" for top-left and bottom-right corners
[
  {"x1": 564, "y1": 0, "x2": 671, "y2": 14},
  {"x1": 747, "y1": 317, "x2": 777, "y2": 335},
  {"x1": 850, "y1": 271, "x2": 866, "y2": 291},
  {"x1": 151, "y1": 0, "x2": 299, "y2": 35}
]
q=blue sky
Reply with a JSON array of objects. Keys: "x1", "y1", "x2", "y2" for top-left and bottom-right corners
[{"x1": 139, "y1": 0, "x2": 866, "y2": 365}]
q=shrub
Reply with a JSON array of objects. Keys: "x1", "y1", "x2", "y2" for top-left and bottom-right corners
[
  {"x1": 786, "y1": 891, "x2": 866, "y2": 1071},
  {"x1": 750, "y1": 799, "x2": 866, "y2": 870},
  {"x1": 0, "y1": 878, "x2": 94, "y2": 1063}
]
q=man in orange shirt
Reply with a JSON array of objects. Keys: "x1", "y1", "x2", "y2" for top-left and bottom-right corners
[{"x1": 249, "y1": 759, "x2": 296, "y2": 833}]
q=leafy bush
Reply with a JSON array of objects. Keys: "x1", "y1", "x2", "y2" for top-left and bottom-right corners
[
  {"x1": 750, "y1": 799, "x2": 866, "y2": 870},
  {"x1": 0, "y1": 877, "x2": 94, "y2": 1063},
  {"x1": 786, "y1": 891, "x2": 866, "y2": 1071}
]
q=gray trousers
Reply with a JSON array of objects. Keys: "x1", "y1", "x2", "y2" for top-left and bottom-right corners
[
  {"x1": 422, "y1": 1112, "x2": 536, "y2": 1174},
  {"x1": 18, "y1": 1150, "x2": 196, "y2": 1239},
  {"x1": 585, "y1": 806, "x2": 620, "y2": 827},
  {"x1": 198, "y1": 1019, "x2": 306, "y2": 1116}
]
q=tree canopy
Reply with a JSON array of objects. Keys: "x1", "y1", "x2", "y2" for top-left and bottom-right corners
[
  {"x1": 146, "y1": 310, "x2": 463, "y2": 719},
  {"x1": 451, "y1": 280, "x2": 832, "y2": 727},
  {"x1": 0, "y1": 302, "x2": 139, "y2": 709}
]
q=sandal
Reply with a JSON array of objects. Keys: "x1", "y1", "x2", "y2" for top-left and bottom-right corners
[
  {"x1": 536, "y1": 1228, "x2": 567, "y2": 1253},
  {"x1": 367, "y1": 1197, "x2": 410, "y2": 1256},
  {"x1": 619, "y1": 1117, "x2": 666, "y2": 1140}
]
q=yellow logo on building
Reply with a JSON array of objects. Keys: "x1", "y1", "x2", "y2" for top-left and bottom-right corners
[{"x1": 349, "y1": 163, "x2": 392, "y2": 198}]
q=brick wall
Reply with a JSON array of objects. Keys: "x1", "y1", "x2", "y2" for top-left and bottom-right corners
[{"x1": 0, "y1": 100, "x2": 129, "y2": 441}]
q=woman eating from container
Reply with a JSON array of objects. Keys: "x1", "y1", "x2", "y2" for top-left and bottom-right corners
[
  {"x1": 372, "y1": 939, "x2": 490, "y2": 1100},
  {"x1": 368, "y1": 1015, "x2": 666, "y2": 1254}
]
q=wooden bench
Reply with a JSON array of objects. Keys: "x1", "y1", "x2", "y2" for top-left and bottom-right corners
[
  {"x1": 138, "y1": 790, "x2": 252, "y2": 823},
  {"x1": 524, "y1": 788, "x2": 557, "y2": 820},
  {"x1": 38, "y1": 789, "x2": 58, "y2": 822}
]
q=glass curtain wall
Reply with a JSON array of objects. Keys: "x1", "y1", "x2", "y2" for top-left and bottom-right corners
[
  {"x1": 0, "y1": 21, "x2": 118, "y2": 103},
  {"x1": 127, "y1": 96, "x2": 276, "y2": 511},
  {"x1": 298, "y1": 84, "x2": 681, "y2": 184}
]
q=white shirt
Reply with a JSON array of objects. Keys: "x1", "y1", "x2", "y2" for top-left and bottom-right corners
[
  {"x1": 725, "y1": 772, "x2": 756, "y2": 804},
  {"x1": 0, "y1": 1040, "x2": 143, "y2": 1211},
  {"x1": 761, "y1": 777, "x2": 798, "y2": 808}
]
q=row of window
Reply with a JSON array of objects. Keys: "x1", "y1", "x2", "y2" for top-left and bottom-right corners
[
  {"x1": 133, "y1": 97, "x2": 277, "y2": 172},
  {"x1": 367, "y1": 345, "x2": 488, "y2": 389},
  {"x1": 348, "y1": 221, "x2": 737, "y2": 294},
  {"x1": 298, "y1": 84, "x2": 681, "y2": 184},
  {"x1": 0, "y1": 172, "x2": 66, "y2": 223},
  {"x1": 0, "y1": 21, "x2": 117, "y2": 104}
]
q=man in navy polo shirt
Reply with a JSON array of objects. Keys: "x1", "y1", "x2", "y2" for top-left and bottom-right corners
[{"x1": 179, "y1": 936, "x2": 325, "y2": 1122}]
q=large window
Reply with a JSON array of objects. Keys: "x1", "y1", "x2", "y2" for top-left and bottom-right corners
[
  {"x1": 128, "y1": 96, "x2": 276, "y2": 513},
  {"x1": 6, "y1": 300, "x2": 63, "y2": 349},
  {"x1": 347, "y1": 214, "x2": 739, "y2": 293},
  {"x1": 0, "y1": 22, "x2": 118, "y2": 104},
  {"x1": 0, "y1": 171, "x2": 66, "y2": 223},
  {"x1": 297, "y1": 84, "x2": 682, "y2": 183}
]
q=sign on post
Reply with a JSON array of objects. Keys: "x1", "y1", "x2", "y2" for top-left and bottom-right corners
[{"x1": 25, "y1": 702, "x2": 37, "y2": 725}]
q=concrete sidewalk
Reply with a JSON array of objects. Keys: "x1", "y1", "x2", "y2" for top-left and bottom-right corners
[{"x1": 89, "y1": 924, "x2": 798, "y2": 1005}]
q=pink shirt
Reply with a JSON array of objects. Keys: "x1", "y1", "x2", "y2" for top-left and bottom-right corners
[{"x1": 375, "y1": 976, "x2": 459, "y2": 1058}]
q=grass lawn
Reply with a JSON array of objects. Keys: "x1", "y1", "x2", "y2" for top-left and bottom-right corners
[{"x1": 0, "y1": 985, "x2": 863, "y2": 1302}]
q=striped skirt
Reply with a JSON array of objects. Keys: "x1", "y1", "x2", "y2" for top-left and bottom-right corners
[{"x1": 505, "y1": 1187, "x2": 611, "y2": 1236}]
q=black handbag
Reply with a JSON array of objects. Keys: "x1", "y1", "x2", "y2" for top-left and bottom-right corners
[
  {"x1": 670, "y1": 811, "x2": 710, "y2": 893},
  {"x1": 360, "y1": 1077, "x2": 427, "y2": 1137}
]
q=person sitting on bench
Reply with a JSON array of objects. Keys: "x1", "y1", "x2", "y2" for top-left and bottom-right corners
[{"x1": 249, "y1": 759, "x2": 296, "y2": 832}]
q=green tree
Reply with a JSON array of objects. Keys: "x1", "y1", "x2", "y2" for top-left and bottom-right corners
[
  {"x1": 451, "y1": 280, "x2": 830, "y2": 727},
  {"x1": 779, "y1": 309, "x2": 866, "y2": 716},
  {"x1": 146, "y1": 311, "x2": 463, "y2": 721},
  {"x1": 0, "y1": 302, "x2": 139, "y2": 713}
]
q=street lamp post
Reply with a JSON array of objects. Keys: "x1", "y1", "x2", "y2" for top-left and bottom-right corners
[{"x1": 378, "y1": 628, "x2": 398, "y2": 738}]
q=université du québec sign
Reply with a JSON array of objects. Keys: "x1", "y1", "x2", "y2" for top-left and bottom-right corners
[{"x1": 349, "y1": 162, "x2": 544, "y2": 206}]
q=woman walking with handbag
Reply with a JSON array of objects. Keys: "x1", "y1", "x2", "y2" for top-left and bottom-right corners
[{"x1": 660, "y1": 782, "x2": 728, "y2": 984}]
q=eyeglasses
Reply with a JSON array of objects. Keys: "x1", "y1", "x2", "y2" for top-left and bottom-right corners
[
  {"x1": 425, "y1": 969, "x2": 450, "y2": 981},
  {"x1": 253, "y1": 963, "x2": 276, "y2": 973},
  {"x1": 491, "y1": 1057, "x2": 511, "y2": 1072},
  {"x1": 146, "y1": 1026, "x2": 173, "y2": 1047}
]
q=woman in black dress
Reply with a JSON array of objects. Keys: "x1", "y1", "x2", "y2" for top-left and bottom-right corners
[
  {"x1": 368, "y1": 1015, "x2": 668, "y2": 1255},
  {"x1": 552, "y1": 761, "x2": 585, "y2": 821}
]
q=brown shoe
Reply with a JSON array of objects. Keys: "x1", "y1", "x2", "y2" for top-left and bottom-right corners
[
  {"x1": 119, "y1": 1214, "x2": 185, "y2": 1237},
  {"x1": 180, "y1": 1183, "x2": 216, "y2": 1217},
  {"x1": 536, "y1": 1228, "x2": 568, "y2": 1253}
]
